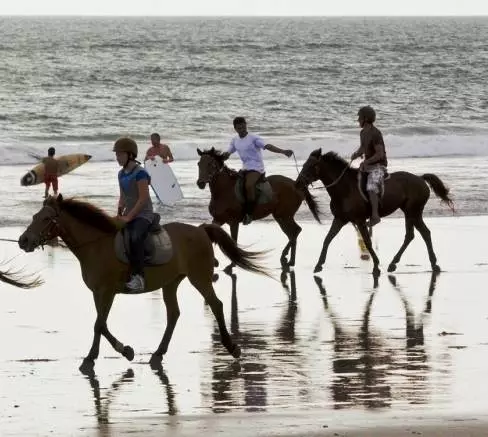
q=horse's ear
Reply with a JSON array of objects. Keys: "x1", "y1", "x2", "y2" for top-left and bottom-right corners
[
  {"x1": 197, "y1": 148, "x2": 202, "y2": 156},
  {"x1": 310, "y1": 148, "x2": 322, "y2": 158},
  {"x1": 210, "y1": 146, "x2": 215, "y2": 152},
  {"x1": 57, "y1": 193, "x2": 63, "y2": 202}
]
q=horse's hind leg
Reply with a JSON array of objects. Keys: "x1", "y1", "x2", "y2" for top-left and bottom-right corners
[
  {"x1": 223, "y1": 222, "x2": 239, "y2": 275},
  {"x1": 387, "y1": 216, "x2": 415, "y2": 272},
  {"x1": 413, "y1": 216, "x2": 440, "y2": 272},
  {"x1": 275, "y1": 216, "x2": 301, "y2": 269},
  {"x1": 149, "y1": 277, "x2": 184, "y2": 368},
  {"x1": 188, "y1": 274, "x2": 240, "y2": 359},
  {"x1": 356, "y1": 221, "x2": 381, "y2": 276}
]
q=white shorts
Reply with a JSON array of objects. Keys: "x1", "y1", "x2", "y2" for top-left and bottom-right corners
[{"x1": 366, "y1": 165, "x2": 386, "y2": 195}]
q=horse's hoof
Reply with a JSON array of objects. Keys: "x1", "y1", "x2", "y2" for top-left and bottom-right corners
[
  {"x1": 223, "y1": 264, "x2": 234, "y2": 275},
  {"x1": 313, "y1": 265, "x2": 323, "y2": 274},
  {"x1": 212, "y1": 273, "x2": 219, "y2": 282},
  {"x1": 433, "y1": 265, "x2": 441, "y2": 273},
  {"x1": 231, "y1": 344, "x2": 241, "y2": 359},
  {"x1": 122, "y1": 346, "x2": 135, "y2": 361},
  {"x1": 387, "y1": 264, "x2": 396, "y2": 273},
  {"x1": 79, "y1": 358, "x2": 95, "y2": 375},
  {"x1": 149, "y1": 354, "x2": 162, "y2": 370}
]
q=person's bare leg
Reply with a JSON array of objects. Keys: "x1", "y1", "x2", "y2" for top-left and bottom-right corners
[{"x1": 368, "y1": 191, "x2": 381, "y2": 227}]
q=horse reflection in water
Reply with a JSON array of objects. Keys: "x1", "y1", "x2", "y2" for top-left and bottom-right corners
[
  {"x1": 315, "y1": 272, "x2": 440, "y2": 409},
  {"x1": 206, "y1": 270, "x2": 301, "y2": 413},
  {"x1": 85, "y1": 366, "x2": 177, "y2": 433}
]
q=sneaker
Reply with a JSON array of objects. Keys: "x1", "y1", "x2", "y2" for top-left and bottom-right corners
[
  {"x1": 242, "y1": 214, "x2": 253, "y2": 225},
  {"x1": 125, "y1": 274, "x2": 145, "y2": 292}
]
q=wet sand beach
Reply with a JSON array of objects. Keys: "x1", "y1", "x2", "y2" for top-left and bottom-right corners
[{"x1": 1, "y1": 216, "x2": 488, "y2": 436}]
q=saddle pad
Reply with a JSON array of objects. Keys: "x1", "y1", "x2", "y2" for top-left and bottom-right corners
[
  {"x1": 235, "y1": 178, "x2": 274, "y2": 205},
  {"x1": 114, "y1": 226, "x2": 173, "y2": 266}
]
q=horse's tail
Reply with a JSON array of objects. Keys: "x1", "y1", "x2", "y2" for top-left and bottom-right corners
[
  {"x1": 299, "y1": 184, "x2": 322, "y2": 223},
  {"x1": 200, "y1": 224, "x2": 274, "y2": 279},
  {"x1": 0, "y1": 267, "x2": 43, "y2": 289},
  {"x1": 421, "y1": 173, "x2": 455, "y2": 213}
]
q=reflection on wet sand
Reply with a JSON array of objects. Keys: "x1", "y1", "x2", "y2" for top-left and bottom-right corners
[
  {"x1": 209, "y1": 272, "x2": 268, "y2": 413},
  {"x1": 85, "y1": 365, "x2": 177, "y2": 434},
  {"x1": 315, "y1": 272, "x2": 442, "y2": 410},
  {"x1": 207, "y1": 270, "x2": 308, "y2": 413}
]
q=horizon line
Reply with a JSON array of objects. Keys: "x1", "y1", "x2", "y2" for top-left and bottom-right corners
[{"x1": 1, "y1": 14, "x2": 487, "y2": 18}]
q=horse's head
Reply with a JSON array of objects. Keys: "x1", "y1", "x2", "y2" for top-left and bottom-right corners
[
  {"x1": 18, "y1": 195, "x2": 62, "y2": 252},
  {"x1": 296, "y1": 148, "x2": 323, "y2": 187},
  {"x1": 196, "y1": 147, "x2": 225, "y2": 189}
]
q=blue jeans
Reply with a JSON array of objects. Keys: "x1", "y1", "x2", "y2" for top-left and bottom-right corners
[{"x1": 126, "y1": 217, "x2": 151, "y2": 276}]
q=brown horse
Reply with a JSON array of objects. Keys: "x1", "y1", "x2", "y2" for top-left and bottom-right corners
[
  {"x1": 17, "y1": 195, "x2": 272, "y2": 374},
  {"x1": 296, "y1": 149, "x2": 454, "y2": 275},
  {"x1": 196, "y1": 147, "x2": 321, "y2": 270}
]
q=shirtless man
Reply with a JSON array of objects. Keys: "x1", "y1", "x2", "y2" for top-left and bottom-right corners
[
  {"x1": 42, "y1": 147, "x2": 59, "y2": 198},
  {"x1": 144, "y1": 133, "x2": 174, "y2": 163},
  {"x1": 350, "y1": 106, "x2": 388, "y2": 227}
]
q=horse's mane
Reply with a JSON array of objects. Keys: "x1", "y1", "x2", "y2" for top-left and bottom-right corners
[
  {"x1": 200, "y1": 147, "x2": 239, "y2": 177},
  {"x1": 59, "y1": 197, "x2": 118, "y2": 234},
  {"x1": 322, "y1": 151, "x2": 357, "y2": 175},
  {"x1": 200, "y1": 147, "x2": 227, "y2": 163}
]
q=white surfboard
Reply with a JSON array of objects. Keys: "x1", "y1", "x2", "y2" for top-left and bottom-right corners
[{"x1": 144, "y1": 156, "x2": 183, "y2": 206}]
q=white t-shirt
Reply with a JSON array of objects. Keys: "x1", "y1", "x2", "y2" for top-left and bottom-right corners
[{"x1": 228, "y1": 133, "x2": 266, "y2": 173}]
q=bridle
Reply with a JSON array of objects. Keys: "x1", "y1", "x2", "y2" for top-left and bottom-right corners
[
  {"x1": 29, "y1": 205, "x2": 110, "y2": 251},
  {"x1": 34, "y1": 206, "x2": 61, "y2": 249},
  {"x1": 300, "y1": 158, "x2": 352, "y2": 190},
  {"x1": 199, "y1": 155, "x2": 228, "y2": 185}
]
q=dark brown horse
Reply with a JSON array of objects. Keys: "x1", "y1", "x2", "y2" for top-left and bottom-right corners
[
  {"x1": 196, "y1": 147, "x2": 321, "y2": 270},
  {"x1": 17, "y1": 195, "x2": 272, "y2": 374},
  {"x1": 297, "y1": 149, "x2": 454, "y2": 274}
]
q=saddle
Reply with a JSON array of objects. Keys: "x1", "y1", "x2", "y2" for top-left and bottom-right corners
[
  {"x1": 114, "y1": 213, "x2": 174, "y2": 265},
  {"x1": 357, "y1": 170, "x2": 390, "y2": 202},
  {"x1": 234, "y1": 171, "x2": 274, "y2": 205}
]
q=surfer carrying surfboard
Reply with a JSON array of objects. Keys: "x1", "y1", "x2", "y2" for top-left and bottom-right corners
[
  {"x1": 42, "y1": 147, "x2": 59, "y2": 198},
  {"x1": 221, "y1": 117, "x2": 294, "y2": 225},
  {"x1": 145, "y1": 133, "x2": 174, "y2": 164},
  {"x1": 114, "y1": 137, "x2": 154, "y2": 293}
]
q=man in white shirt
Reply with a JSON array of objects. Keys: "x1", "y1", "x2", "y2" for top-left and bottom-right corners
[{"x1": 222, "y1": 117, "x2": 294, "y2": 225}]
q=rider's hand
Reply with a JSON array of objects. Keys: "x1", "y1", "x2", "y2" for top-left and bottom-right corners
[
  {"x1": 283, "y1": 149, "x2": 293, "y2": 158},
  {"x1": 117, "y1": 215, "x2": 130, "y2": 224}
]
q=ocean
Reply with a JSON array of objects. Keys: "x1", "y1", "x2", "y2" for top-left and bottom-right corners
[{"x1": 1, "y1": 16, "x2": 487, "y2": 225}]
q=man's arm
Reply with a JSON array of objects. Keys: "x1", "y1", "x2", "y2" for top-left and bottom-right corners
[
  {"x1": 263, "y1": 144, "x2": 293, "y2": 157},
  {"x1": 363, "y1": 143, "x2": 385, "y2": 166},
  {"x1": 221, "y1": 139, "x2": 236, "y2": 160},
  {"x1": 161, "y1": 145, "x2": 174, "y2": 163}
]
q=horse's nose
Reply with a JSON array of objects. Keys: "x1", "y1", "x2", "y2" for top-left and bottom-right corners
[
  {"x1": 18, "y1": 234, "x2": 28, "y2": 250},
  {"x1": 197, "y1": 180, "x2": 206, "y2": 189}
]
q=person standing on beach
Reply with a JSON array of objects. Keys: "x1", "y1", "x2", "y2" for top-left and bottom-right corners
[
  {"x1": 145, "y1": 133, "x2": 174, "y2": 163},
  {"x1": 350, "y1": 106, "x2": 388, "y2": 227},
  {"x1": 42, "y1": 147, "x2": 59, "y2": 198},
  {"x1": 114, "y1": 137, "x2": 154, "y2": 293},
  {"x1": 221, "y1": 116, "x2": 294, "y2": 225}
]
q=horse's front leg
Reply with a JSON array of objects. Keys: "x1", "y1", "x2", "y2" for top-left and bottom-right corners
[
  {"x1": 314, "y1": 217, "x2": 345, "y2": 273},
  {"x1": 356, "y1": 220, "x2": 381, "y2": 276},
  {"x1": 223, "y1": 222, "x2": 239, "y2": 275},
  {"x1": 79, "y1": 290, "x2": 133, "y2": 374}
]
